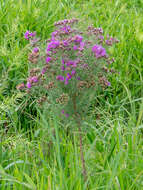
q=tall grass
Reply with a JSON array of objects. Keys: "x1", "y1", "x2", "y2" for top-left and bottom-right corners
[{"x1": 0, "y1": 0, "x2": 143, "y2": 189}]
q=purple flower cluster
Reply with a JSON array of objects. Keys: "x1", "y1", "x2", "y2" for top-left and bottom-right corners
[
  {"x1": 21, "y1": 18, "x2": 119, "y2": 118},
  {"x1": 24, "y1": 30, "x2": 36, "y2": 40},
  {"x1": 92, "y1": 45, "x2": 106, "y2": 59},
  {"x1": 27, "y1": 76, "x2": 38, "y2": 88}
]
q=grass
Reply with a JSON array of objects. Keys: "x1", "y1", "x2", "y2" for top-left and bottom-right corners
[{"x1": 0, "y1": 0, "x2": 143, "y2": 189}]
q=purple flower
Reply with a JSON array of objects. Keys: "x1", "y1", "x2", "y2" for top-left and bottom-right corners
[
  {"x1": 66, "y1": 73, "x2": 72, "y2": 80},
  {"x1": 51, "y1": 31, "x2": 58, "y2": 38},
  {"x1": 46, "y1": 57, "x2": 51, "y2": 63},
  {"x1": 33, "y1": 47, "x2": 39, "y2": 53},
  {"x1": 99, "y1": 35, "x2": 104, "y2": 40},
  {"x1": 24, "y1": 31, "x2": 30, "y2": 40},
  {"x1": 31, "y1": 76, "x2": 38, "y2": 83},
  {"x1": 47, "y1": 40, "x2": 60, "y2": 51},
  {"x1": 61, "y1": 110, "x2": 65, "y2": 114},
  {"x1": 105, "y1": 40, "x2": 112, "y2": 46},
  {"x1": 73, "y1": 45, "x2": 78, "y2": 50},
  {"x1": 63, "y1": 40, "x2": 69, "y2": 47},
  {"x1": 92, "y1": 45, "x2": 106, "y2": 58},
  {"x1": 27, "y1": 82, "x2": 31, "y2": 88},
  {"x1": 62, "y1": 59, "x2": 65, "y2": 65},
  {"x1": 61, "y1": 65, "x2": 65, "y2": 71},
  {"x1": 60, "y1": 25, "x2": 71, "y2": 34},
  {"x1": 24, "y1": 31, "x2": 36, "y2": 40},
  {"x1": 41, "y1": 67, "x2": 47, "y2": 75},
  {"x1": 66, "y1": 60, "x2": 75, "y2": 66},
  {"x1": 65, "y1": 113, "x2": 69, "y2": 117},
  {"x1": 71, "y1": 70, "x2": 76, "y2": 76},
  {"x1": 74, "y1": 35, "x2": 83, "y2": 43},
  {"x1": 78, "y1": 42, "x2": 85, "y2": 51},
  {"x1": 29, "y1": 32, "x2": 36, "y2": 37},
  {"x1": 107, "y1": 81, "x2": 111, "y2": 86},
  {"x1": 56, "y1": 75, "x2": 64, "y2": 81}
]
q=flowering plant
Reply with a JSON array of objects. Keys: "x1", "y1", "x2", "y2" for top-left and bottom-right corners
[
  {"x1": 17, "y1": 18, "x2": 119, "y2": 180},
  {"x1": 18, "y1": 18, "x2": 118, "y2": 120}
]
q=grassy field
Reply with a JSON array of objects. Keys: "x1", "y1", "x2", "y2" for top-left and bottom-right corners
[{"x1": 0, "y1": 0, "x2": 143, "y2": 189}]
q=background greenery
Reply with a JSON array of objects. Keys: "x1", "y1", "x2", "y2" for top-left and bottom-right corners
[{"x1": 0, "y1": 0, "x2": 143, "y2": 189}]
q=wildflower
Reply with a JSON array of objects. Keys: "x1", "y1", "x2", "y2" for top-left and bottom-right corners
[
  {"x1": 61, "y1": 110, "x2": 65, "y2": 114},
  {"x1": 47, "y1": 40, "x2": 60, "y2": 51},
  {"x1": 74, "y1": 35, "x2": 83, "y2": 43},
  {"x1": 24, "y1": 31, "x2": 30, "y2": 40},
  {"x1": 78, "y1": 42, "x2": 85, "y2": 51},
  {"x1": 71, "y1": 70, "x2": 76, "y2": 76},
  {"x1": 27, "y1": 82, "x2": 32, "y2": 88},
  {"x1": 63, "y1": 40, "x2": 69, "y2": 47},
  {"x1": 61, "y1": 65, "x2": 65, "y2": 71},
  {"x1": 65, "y1": 113, "x2": 69, "y2": 117},
  {"x1": 46, "y1": 57, "x2": 51, "y2": 63},
  {"x1": 41, "y1": 67, "x2": 47, "y2": 75},
  {"x1": 92, "y1": 45, "x2": 106, "y2": 58},
  {"x1": 73, "y1": 45, "x2": 78, "y2": 50},
  {"x1": 56, "y1": 75, "x2": 64, "y2": 81},
  {"x1": 24, "y1": 31, "x2": 36, "y2": 40},
  {"x1": 107, "y1": 81, "x2": 111, "y2": 86},
  {"x1": 31, "y1": 76, "x2": 38, "y2": 83},
  {"x1": 33, "y1": 47, "x2": 39, "y2": 53}
]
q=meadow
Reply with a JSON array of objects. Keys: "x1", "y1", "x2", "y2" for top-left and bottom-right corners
[{"x1": 0, "y1": 0, "x2": 143, "y2": 189}]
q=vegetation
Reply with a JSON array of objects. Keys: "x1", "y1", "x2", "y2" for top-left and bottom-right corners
[{"x1": 0, "y1": 0, "x2": 143, "y2": 189}]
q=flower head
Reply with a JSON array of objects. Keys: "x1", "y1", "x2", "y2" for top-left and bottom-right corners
[
  {"x1": 27, "y1": 82, "x2": 32, "y2": 88},
  {"x1": 24, "y1": 31, "x2": 36, "y2": 40},
  {"x1": 74, "y1": 35, "x2": 83, "y2": 43},
  {"x1": 33, "y1": 47, "x2": 39, "y2": 53},
  {"x1": 56, "y1": 75, "x2": 65, "y2": 81},
  {"x1": 46, "y1": 57, "x2": 51, "y2": 63},
  {"x1": 92, "y1": 45, "x2": 106, "y2": 58}
]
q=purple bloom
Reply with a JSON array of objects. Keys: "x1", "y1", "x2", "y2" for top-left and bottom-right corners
[
  {"x1": 47, "y1": 40, "x2": 60, "y2": 51},
  {"x1": 72, "y1": 62, "x2": 77, "y2": 68},
  {"x1": 105, "y1": 40, "x2": 112, "y2": 46},
  {"x1": 73, "y1": 45, "x2": 78, "y2": 50},
  {"x1": 63, "y1": 40, "x2": 69, "y2": 47},
  {"x1": 65, "y1": 113, "x2": 69, "y2": 117},
  {"x1": 77, "y1": 76, "x2": 81, "y2": 80},
  {"x1": 24, "y1": 31, "x2": 30, "y2": 40},
  {"x1": 107, "y1": 81, "x2": 111, "y2": 86},
  {"x1": 66, "y1": 73, "x2": 72, "y2": 80},
  {"x1": 60, "y1": 25, "x2": 71, "y2": 33},
  {"x1": 31, "y1": 76, "x2": 38, "y2": 83},
  {"x1": 61, "y1": 65, "x2": 65, "y2": 71},
  {"x1": 99, "y1": 35, "x2": 104, "y2": 40},
  {"x1": 27, "y1": 82, "x2": 31, "y2": 88},
  {"x1": 51, "y1": 31, "x2": 58, "y2": 38},
  {"x1": 29, "y1": 32, "x2": 36, "y2": 37},
  {"x1": 71, "y1": 70, "x2": 76, "y2": 76},
  {"x1": 24, "y1": 31, "x2": 36, "y2": 40},
  {"x1": 74, "y1": 35, "x2": 83, "y2": 43},
  {"x1": 46, "y1": 57, "x2": 51, "y2": 63},
  {"x1": 62, "y1": 59, "x2": 65, "y2": 65},
  {"x1": 78, "y1": 42, "x2": 85, "y2": 51},
  {"x1": 41, "y1": 67, "x2": 47, "y2": 75},
  {"x1": 92, "y1": 45, "x2": 106, "y2": 58},
  {"x1": 33, "y1": 47, "x2": 39, "y2": 53},
  {"x1": 61, "y1": 110, "x2": 65, "y2": 114},
  {"x1": 56, "y1": 75, "x2": 64, "y2": 81},
  {"x1": 66, "y1": 60, "x2": 74, "y2": 66}
]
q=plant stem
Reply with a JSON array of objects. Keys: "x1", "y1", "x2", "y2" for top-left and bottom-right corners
[{"x1": 72, "y1": 93, "x2": 87, "y2": 181}]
